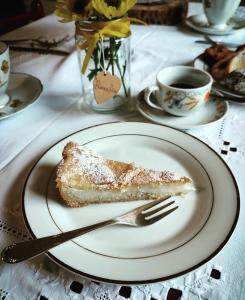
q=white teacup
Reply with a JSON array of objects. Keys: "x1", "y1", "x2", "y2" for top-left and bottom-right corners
[
  {"x1": 144, "y1": 66, "x2": 213, "y2": 117},
  {"x1": 0, "y1": 41, "x2": 10, "y2": 108},
  {"x1": 203, "y1": 0, "x2": 241, "y2": 30}
]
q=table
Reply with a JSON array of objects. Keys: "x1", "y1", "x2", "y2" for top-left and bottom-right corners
[{"x1": 0, "y1": 3, "x2": 244, "y2": 300}]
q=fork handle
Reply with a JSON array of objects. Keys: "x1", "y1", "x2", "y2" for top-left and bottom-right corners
[{"x1": 1, "y1": 219, "x2": 116, "y2": 264}]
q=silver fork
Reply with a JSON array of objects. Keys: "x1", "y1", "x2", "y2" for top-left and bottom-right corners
[{"x1": 1, "y1": 196, "x2": 178, "y2": 264}]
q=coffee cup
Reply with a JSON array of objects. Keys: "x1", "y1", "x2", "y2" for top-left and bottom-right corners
[
  {"x1": 203, "y1": 0, "x2": 241, "y2": 30},
  {"x1": 0, "y1": 41, "x2": 10, "y2": 108},
  {"x1": 144, "y1": 66, "x2": 213, "y2": 117}
]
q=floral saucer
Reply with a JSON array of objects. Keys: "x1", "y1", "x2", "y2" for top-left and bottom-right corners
[
  {"x1": 136, "y1": 90, "x2": 229, "y2": 130},
  {"x1": 185, "y1": 14, "x2": 235, "y2": 36},
  {"x1": 0, "y1": 73, "x2": 43, "y2": 120}
]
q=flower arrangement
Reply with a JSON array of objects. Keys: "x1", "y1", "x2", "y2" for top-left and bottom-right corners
[
  {"x1": 55, "y1": 0, "x2": 137, "y2": 23},
  {"x1": 55, "y1": 0, "x2": 139, "y2": 111}
]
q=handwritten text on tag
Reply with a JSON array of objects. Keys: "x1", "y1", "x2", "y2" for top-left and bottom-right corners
[{"x1": 93, "y1": 71, "x2": 121, "y2": 104}]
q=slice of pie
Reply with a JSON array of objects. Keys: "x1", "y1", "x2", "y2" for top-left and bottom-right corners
[{"x1": 56, "y1": 142, "x2": 194, "y2": 207}]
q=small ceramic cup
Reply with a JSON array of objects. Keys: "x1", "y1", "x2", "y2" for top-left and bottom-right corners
[
  {"x1": 203, "y1": 0, "x2": 241, "y2": 30},
  {"x1": 0, "y1": 41, "x2": 10, "y2": 109},
  {"x1": 144, "y1": 66, "x2": 213, "y2": 117}
]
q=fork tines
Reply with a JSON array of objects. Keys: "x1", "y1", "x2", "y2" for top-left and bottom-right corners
[
  {"x1": 140, "y1": 195, "x2": 172, "y2": 212},
  {"x1": 145, "y1": 205, "x2": 178, "y2": 225},
  {"x1": 141, "y1": 196, "x2": 178, "y2": 224},
  {"x1": 143, "y1": 200, "x2": 175, "y2": 217}
]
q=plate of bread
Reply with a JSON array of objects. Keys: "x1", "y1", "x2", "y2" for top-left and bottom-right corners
[
  {"x1": 194, "y1": 43, "x2": 245, "y2": 99},
  {"x1": 22, "y1": 122, "x2": 239, "y2": 283}
]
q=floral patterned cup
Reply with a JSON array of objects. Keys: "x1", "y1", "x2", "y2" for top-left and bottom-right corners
[
  {"x1": 0, "y1": 42, "x2": 10, "y2": 108},
  {"x1": 144, "y1": 66, "x2": 213, "y2": 117}
]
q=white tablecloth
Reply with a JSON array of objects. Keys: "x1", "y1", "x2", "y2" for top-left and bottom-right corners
[{"x1": 0, "y1": 3, "x2": 245, "y2": 300}]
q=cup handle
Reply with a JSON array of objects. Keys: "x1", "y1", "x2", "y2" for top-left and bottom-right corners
[{"x1": 144, "y1": 86, "x2": 162, "y2": 111}]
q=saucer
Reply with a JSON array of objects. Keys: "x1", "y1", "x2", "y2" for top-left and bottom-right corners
[
  {"x1": 185, "y1": 14, "x2": 235, "y2": 36},
  {"x1": 136, "y1": 91, "x2": 229, "y2": 130},
  {"x1": 0, "y1": 73, "x2": 43, "y2": 120}
]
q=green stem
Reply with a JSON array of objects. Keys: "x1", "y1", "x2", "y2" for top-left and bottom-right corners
[
  {"x1": 115, "y1": 59, "x2": 128, "y2": 98},
  {"x1": 99, "y1": 39, "x2": 105, "y2": 70},
  {"x1": 106, "y1": 60, "x2": 111, "y2": 71},
  {"x1": 110, "y1": 38, "x2": 114, "y2": 75},
  {"x1": 110, "y1": 38, "x2": 128, "y2": 98}
]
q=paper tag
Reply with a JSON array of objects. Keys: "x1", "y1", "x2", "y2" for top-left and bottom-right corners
[{"x1": 93, "y1": 71, "x2": 121, "y2": 104}]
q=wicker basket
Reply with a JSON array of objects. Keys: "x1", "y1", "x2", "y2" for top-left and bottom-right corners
[{"x1": 129, "y1": 0, "x2": 189, "y2": 25}]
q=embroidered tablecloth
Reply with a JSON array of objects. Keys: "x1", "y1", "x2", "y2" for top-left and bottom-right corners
[{"x1": 0, "y1": 3, "x2": 245, "y2": 300}]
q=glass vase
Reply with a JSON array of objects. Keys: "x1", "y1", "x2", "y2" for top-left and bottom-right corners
[{"x1": 76, "y1": 22, "x2": 131, "y2": 113}]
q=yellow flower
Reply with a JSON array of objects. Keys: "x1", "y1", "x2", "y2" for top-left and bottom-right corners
[
  {"x1": 92, "y1": 0, "x2": 137, "y2": 20},
  {"x1": 55, "y1": 0, "x2": 93, "y2": 22}
]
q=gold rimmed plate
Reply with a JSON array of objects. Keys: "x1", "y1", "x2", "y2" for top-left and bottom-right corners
[{"x1": 22, "y1": 122, "x2": 239, "y2": 284}]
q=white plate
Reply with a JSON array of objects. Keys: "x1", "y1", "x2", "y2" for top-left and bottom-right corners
[
  {"x1": 0, "y1": 72, "x2": 43, "y2": 120},
  {"x1": 23, "y1": 122, "x2": 239, "y2": 284},
  {"x1": 136, "y1": 91, "x2": 229, "y2": 130},
  {"x1": 193, "y1": 54, "x2": 210, "y2": 73},
  {"x1": 185, "y1": 14, "x2": 235, "y2": 36},
  {"x1": 193, "y1": 54, "x2": 245, "y2": 99}
]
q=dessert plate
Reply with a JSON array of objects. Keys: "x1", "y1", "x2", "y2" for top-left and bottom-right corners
[
  {"x1": 193, "y1": 54, "x2": 245, "y2": 99},
  {"x1": 0, "y1": 72, "x2": 43, "y2": 120},
  {"x1": 185, "y1": 14, "x2": 239, "y2": 36},
  {"x1": 22, "y1": 122, "x2": 239, "y2": 284},
  {"x1": 136, "y1": 91, "x2": 229, "y2": 130}
]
